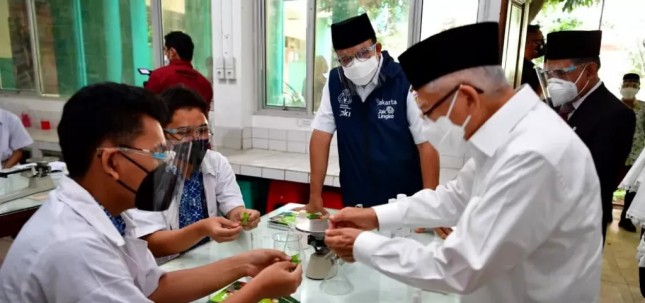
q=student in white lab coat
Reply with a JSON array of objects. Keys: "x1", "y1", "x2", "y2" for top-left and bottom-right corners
[
  {"x1": 126, "y1": 87, "x2": 261, "y2": 257},
  {"x1": 0, "y1": 108, "x2": 33, "y2": 169},
  {"x1": 0, "y1": 83, "x2": 302, "y2": 302},
  {"x1": 324, "y1": 23, "x2": 603, "y2": 302}
]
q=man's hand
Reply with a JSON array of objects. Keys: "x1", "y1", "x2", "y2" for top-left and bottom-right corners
[
  {"x1": 229, "y1": 207, "x2": 261, "y2": 230},
  {"x1": 247, "y1": 261, "x2": 303, "y2": 299},
  {"x1": 294, "y1": 196, "x2": 330, "y2": 216},
  {"x1": 199, "y1": 217, "x2": 242, "y2": 242},
  {"x1": 433, "y1": 227, "x2": 453, "y2": 240},
  {"x1": 328, "y1": 207, "x2": 379, "y2": 230},
  {"x1": 324, "y1": 228, "x2": 363, "y2": 263},
  {"x1": 238, "y1": 249, "x2": 290, "y2": 277}
]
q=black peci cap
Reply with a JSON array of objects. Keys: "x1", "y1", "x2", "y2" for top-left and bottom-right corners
[
  {"x1": 624, "y1": 73, "x2": 640, "y2": 82},
  {"x1": 331, "y1": 13, "x2": 377, "y2": 50},
  {"x1": 545, "y1": 30, "x2": 602, "y2": 60}
]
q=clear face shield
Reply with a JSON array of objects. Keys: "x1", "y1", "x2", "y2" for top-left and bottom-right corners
[
  {"x1": 164, "y1": 124, "x2": 212, "y2": 175},
  {"x1": 536, "y1": 64, "x2": 588, "y2": 108},
  {"x1": 119, "y1": 141, "x2": 193, "y2": 212}
]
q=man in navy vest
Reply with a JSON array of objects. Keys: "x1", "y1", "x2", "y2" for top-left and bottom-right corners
[{"x1": 305, "y1": 14, "x2": 439, "y2": 214}]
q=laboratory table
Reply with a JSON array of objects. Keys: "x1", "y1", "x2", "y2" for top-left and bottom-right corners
[
  {"x1": 161, "y1": 203, "x2": 460, "y2": 303},
  {"x1": 0, "y1": 173, "x2": 56, "y2": 238}
]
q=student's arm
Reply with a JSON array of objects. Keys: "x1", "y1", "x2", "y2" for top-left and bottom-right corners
[
  {"x1": 2, "y1": 150, "x2": 23, "y2": 168},
  {"x1": 144, "y1": 217, "x2": 241, "y2": 257},
  {"x1": 149, "y1": 250, "x2": 301, "y2": 303}
]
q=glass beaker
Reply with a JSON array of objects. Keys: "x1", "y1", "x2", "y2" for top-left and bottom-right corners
[{"x1": 273, "y1": 232, "x2": 305, "y2": 265}]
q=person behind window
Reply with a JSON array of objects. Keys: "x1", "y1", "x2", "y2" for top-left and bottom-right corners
[
  {"x1": 0, "y1": 83, "x2": 302, "y2": 302},
  {"x1": 324, "y1": 22, "x2": 602, "y2": 302},
  {"x1": 303, "y1": 13, "x2": 440, "y2": 214},
  {"x1": 126, "y1": 87, "x2": 262, "y2": 258},
  {"x1": 544, "y1": 30, "x2": 635, "y2": 243},
  {"x1": 521, "y1": 24, "x2": 544, "y2": 95},
  {"x1": 619, "y1": 73, "x2": 644, "y2": 232},
  {"x1": 0, "y1": 108, "x2": 33, "y2": 169},
  {"x1": 145, "y1": 31, "x2": 213, "y2": 111}
]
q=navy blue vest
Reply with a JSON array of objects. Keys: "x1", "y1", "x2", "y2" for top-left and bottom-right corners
[{"x1": 329, "y1": 51, "x2": 423, "y2": 207}]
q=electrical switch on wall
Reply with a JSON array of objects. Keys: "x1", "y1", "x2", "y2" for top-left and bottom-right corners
[
  {"x1": 216, "y1": 57, "x2": 226, "y2": 80},
  {"x1": 225, "y1": 57, "x2": 236, "y2": 80}
]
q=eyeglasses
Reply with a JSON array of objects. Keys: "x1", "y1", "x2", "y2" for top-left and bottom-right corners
[
  {"x1": 164, "y1": 124, "x2": 212, "y2": 142},
  {"x1": 97, "y1": 145, "x2": 174, "y2": 162},
  {"x1": 336, "y1": 44, "x2": 377, "y2": 67},
  {"x1": 422, "y1": 84, "x2": 484, "y2": 118},
  {"x1": 543, "y1": 65, "x2": 581, "y2": 79}
]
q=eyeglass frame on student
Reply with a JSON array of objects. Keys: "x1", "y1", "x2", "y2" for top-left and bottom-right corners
[
  {"x1": 164, "y1": 124, "x2": 212, "y2": 143},
  {"x1": 336, "y1": 44, "x2": 378, "y2": 67},
  {"x1": 97, "y1": 145, "x2": 175, "y2": 162},
  {"x1": 421, "y1": 84, "x2": 485, "y2": 118}
]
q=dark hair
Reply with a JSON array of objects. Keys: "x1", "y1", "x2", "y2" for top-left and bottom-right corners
[
  {"x1": 58, "y1": 83, "x2": 168, "y2": 178},
  {"x1": 164, "y1": 31, "x2": 194, "y2": 61},
  {"x1": 158, "y1": 86, "x2": 209, "y2": 126},
  {"x1": 572, "y1": 56, "x2": 601, "y2": 69},
  {"x1": 527, "y1": 25, "x2": 541, "y2": 34}
]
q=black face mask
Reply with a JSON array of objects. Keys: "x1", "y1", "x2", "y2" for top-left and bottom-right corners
[
  {"x1": 180, "y1": 139, "x2": 209, "y2": 173},
  {"x1": 116, "y1": 155, "x2": 179, "y2": 212}
]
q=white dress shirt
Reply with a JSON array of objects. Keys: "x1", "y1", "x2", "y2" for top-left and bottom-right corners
[
  {"x1": 0, "y1": 176, "x2": 164, "y2": 302},
  {"x1": 568, "y1": 80, "x2": 603, "y2": 119},
  {"x1": 311, "y1": 55, "x2": 430, "y2": 145},
  {"x1": 353, "y1": 87, "x2": 603, "y2": 303},
  {"x1": 126, "y1": 150, "x2": 244, "y2": 238},
  {"x1": 0, "y1": 108, "x2": 33, "y2": 166}
]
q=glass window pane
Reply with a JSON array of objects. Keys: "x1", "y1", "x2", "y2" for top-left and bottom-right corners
[
  {"x1": 0, "y1": 0, "x2": 36, "y2": 91},
  {"x1": 161, "y1": 0, "x2": 213, "y2": 81},
  {"x1": 265, "y1": 0, "x2": 307, "y2": 109},
  {"x1": 420, "y1": 0, "x2": 479, "y2": 40},
  {"x1": 33, "y1": 0, "x2": 153, "y2": 96},
  {"x1": 312, "y1": 0, "x2": 411, "y2": 112}
]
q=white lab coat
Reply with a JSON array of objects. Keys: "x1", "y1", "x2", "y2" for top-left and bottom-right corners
[
  {"x1": 0, "y1": 108, "x2": 33, "y2": 168},
  {"x1": 126, "y1": 150, "x2": 244, "y2": 238},
  {"x1": 0, "y1": 176, "x2": 164, "y2": 302},
  {"x1": 354, "y1": 87, "x2": 603, "y2": 303}
]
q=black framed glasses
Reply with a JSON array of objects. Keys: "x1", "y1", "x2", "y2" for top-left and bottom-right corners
[
  {"x1": 422, "y1": 84, "x2": 484, "y2": 117},
  {"x1": 336, "y1": 44, "x2": 377, "y2": 67}
]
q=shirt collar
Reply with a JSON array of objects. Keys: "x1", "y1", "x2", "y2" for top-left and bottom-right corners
[
  {"x1": 572, "y1": 80, "x2": 603, "y2": 109},
  {"x1": 468, "y1": 85, "x2": 540, "y2": 159},
  {"x1": 200, "y1": 150, "x2": 217, "y2": 175},
  {"x1": 56, "y1": 176, "x2": 126, "y2": 246}
]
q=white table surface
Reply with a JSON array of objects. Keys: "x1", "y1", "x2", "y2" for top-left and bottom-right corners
[
  {"x1": 0, "y1": 173, "x2": 61, "y2": 216},
  {"x1": 160, "y1": 203, "x2": 459, "y2": 303}
]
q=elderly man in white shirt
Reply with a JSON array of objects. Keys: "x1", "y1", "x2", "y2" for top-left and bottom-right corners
[
  {"x1": 0, "y1": 108, "x2": 33, "y2": 169},
  {"x1": 324, "y1": 23, "x2": 603, "y2": 303},
  {"x1": 0, "y1": 83, "x2": 302, "y2": 303}
]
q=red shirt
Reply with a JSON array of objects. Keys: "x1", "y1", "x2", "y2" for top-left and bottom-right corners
[{"x1": 145, "y1": 60, "x2": 213, "y2": 109}]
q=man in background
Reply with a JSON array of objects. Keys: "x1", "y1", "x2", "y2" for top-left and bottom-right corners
[
  {"x1": 619, "y1": 73, "x2": 644, "y2": 232},
  {"x1": 544, "y1": 30, "x2": 635, "y2": 241},
  {"x1": 0, "y1": 108, "x2": 33, "y2": 169},
  {"x1": 145, "y1": 31, "x2": 213, "y2": 110},
  {"x1": 521, "y1": 25, "x2": 544, "y2": 94}
]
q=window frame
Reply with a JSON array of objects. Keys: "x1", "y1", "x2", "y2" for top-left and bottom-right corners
[
  {"x1": 0, "y1": 0, "x2": 167, "y2": 98},
  {"x1": 255, "y1": 0, "x2": 429, "y2": 118}
]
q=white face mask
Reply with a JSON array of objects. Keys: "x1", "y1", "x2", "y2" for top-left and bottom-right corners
[
  {"x1": 546, "y1": 65, "x2": 589, "y2": 107},
  {"x1": 423, "y1": 90, "x2": 471, "y2": 155},
  {"x1": 621, "y1": 87, "x2": 639, "y2": 99},
  {"x1": 343, "y1": 56, "x2": 379, "y2": 86}
]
